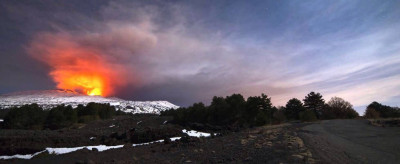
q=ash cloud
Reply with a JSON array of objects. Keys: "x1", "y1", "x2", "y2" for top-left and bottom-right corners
[{"x1": 1, "y1": 0, "x2": 400, "y2": 114}]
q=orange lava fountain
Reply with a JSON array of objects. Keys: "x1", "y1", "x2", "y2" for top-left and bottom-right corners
[{"x1": 29, "y1": 34, "x2": 127, "y2": 96}]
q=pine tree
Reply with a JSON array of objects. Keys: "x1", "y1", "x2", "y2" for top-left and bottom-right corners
[
  {"x1": 285, "y1": 98, "x2": 305, "y2": 120},
  {"x1": 303, "y1": 92, "x2": 325, "y2": 119}
]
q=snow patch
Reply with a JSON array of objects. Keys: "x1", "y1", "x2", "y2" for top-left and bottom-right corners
[
  {"x1": 0, "y1": 150, "x2": 45, "y2": 160},
  {"x1": 0, "y1": 129, "x2": 214, "y2": 160},
  {"x1": 0, "y1": 145, "x2": 123, "y2": 160},
  {"x1": 109, "y1": 124, "x2": 115, "y2": 128},
  {"x1": 46, "y1": 145, "x2": 124, "y2": 155},
  {"x1": 182, "y1": 129, "x2": 212, "y2": 137},
  {"x1": 0, "y1": 119, "x2": 3, "y2": 122},
  {"x1": 132, "y1": 137, "x2": 182, "y2": 147}
]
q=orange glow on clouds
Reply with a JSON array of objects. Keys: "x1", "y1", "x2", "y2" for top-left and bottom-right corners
[{"x1": 29, "y1": 33, "x2": 128, "y2": 96}]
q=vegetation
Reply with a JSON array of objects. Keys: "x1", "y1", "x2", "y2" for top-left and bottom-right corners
[
  {"x1": 303, "y1": 92, "x2": 325, "y2": 119},
  {"x1": 284, "y1": 98, "x2": 306, "y2": 120},
  {"x1": 162, "y1": 91, "x2": 367, "y2": 128},
  {"x1": 0, "y1": 108, "x2": 12, "y2": 119},
  {"x1": 161, "y1": 93, "x2": 279, "y2": 127},
  {"x1": 299, "y1": 110, "x2": 317, "y2": 122},
  {"x1": 3, "y1": 103, "x2": 125, "y2": 130},
  {"x1": 2, "y1": 91, "x2": 398, "y2": 131},
  {"x1": 364, "y1": 107, "x2": 380, "y2": 119},
  {"x1": 46, "y1": 105, "x2": 77, "y2": 129},
  {"x1": 3, "y1": 104, "x2": 47, "y2": 130},
  {"x1": 322, "y1": 97, "x2": 359, "y2": 119},
  {"x1": 364, "y1": 102, "x2": 399, "y2": 118}
]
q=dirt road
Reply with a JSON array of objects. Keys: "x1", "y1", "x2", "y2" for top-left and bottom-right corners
[{"x1": 300, "y1": 119, "x2": 400, "y2": 164}]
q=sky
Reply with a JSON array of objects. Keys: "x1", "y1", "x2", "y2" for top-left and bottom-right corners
[{"x1": 0, "y1": 0, "x2": 399, "y2": 114}]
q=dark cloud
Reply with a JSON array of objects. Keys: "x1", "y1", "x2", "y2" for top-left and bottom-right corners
[{"x1": 1, "y1": 0, "x2": 400, "y2": 115}]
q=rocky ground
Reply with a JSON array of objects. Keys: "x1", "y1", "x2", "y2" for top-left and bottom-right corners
[
  {"x1": 0, "y1": 115, "x2": 181, "y2": 156},
  {"x1": 0, "y1": 115, "x2": 316, "y2": 164},
  {"x1": 1, "y1": 117, "x2": 398, "y2": 164}
]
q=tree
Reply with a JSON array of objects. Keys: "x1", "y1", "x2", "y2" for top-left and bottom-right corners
[
  {"x1": 246, "y1": 94, "x2": 273, "y2": 126},
  {"x1": 46, "y1": 105, "x2": 67, "y2": 129},
  {"x1": 4, "y1": 104, "x2": 48, "y2": 129},
  {"x1": 209, "y1": 96, "x2": 230, "y2": 125},
  {"x1": 225, "y1": 94, "x2": 246, "y2": 123},
  {"x1": 284, "y1": 98, "x2": 306, "y2": 120},
  {"x1": 364, "y1": 107, "x2": 380, "y2": 119},
  {"x1": 326, "y1": 97, "x2": 358, "y2": 119},
  {"x1": 162, "y1": 93, "x2": 277, "y2": 128},
  {"x1": 273, "y1": 107, "x2": 286, "y2": 124},
  {"x1": 303, "y1": 92, "x2": 325, "y2": 119},
  {"x1": 45, "y1": 105, "x2": 78, "y2": 129},
  {"x1": 366, "y1": 102, "x2": 400, "y2": 118}
]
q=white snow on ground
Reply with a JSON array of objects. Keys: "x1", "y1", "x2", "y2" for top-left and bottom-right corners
[
  {"x1": 0, "y1": 150, "x2": 46, "y2": 160},
  {"x1": 182, "y1": 129, "x2": 211, "y2": 137},
  {"x1": 0, "y1": 130, "x2": 211, "y2": 160},
  {"x1": 132, "y1": 139, "x2": 163, "y2": 146},
  {"x1": 89, "y1": 137, "x2": 96, "y2": 140},
  {"x1": 163, "y1": 120, "x2": 168, "y2": 124},
  {"x1": 46, "y1": 145, "x2": 124, "y2": 155},
  {"x1": 132, "y1": 137, "x2": 182, "y2": 147},
  {"x1": 170, "y1": 137, "x2": 181, "y2": 141},
  {"x1": 0, "y1": 145, "x2": 124, "y2": 160},
  {"x1": 0, "y1": 119, "x2": 3, "y2": 122},
  {"x1": 109, "y1": 124, "x2": 115, "y2": 128}
]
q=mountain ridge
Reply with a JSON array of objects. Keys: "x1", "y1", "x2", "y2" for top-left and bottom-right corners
[{"x1": 0, "y1": 89, "x2": 179, "y2": 114}]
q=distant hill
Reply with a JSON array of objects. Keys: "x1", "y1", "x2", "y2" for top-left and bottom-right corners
[{"x1": 0, "y1": 89, "x2": 179, "y2": 114}]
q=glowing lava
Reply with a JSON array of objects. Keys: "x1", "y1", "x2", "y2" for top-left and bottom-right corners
[
  {"x1": 63, "y1": 74, "x2": 104, "y2": 96},
  {"x1": 29, "y1": 33, "x2": 128, "y2": 97}
]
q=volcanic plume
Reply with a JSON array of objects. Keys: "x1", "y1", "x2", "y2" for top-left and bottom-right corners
[{"x1": 28, "y1": 33, "x2": 128, "y2": 96}]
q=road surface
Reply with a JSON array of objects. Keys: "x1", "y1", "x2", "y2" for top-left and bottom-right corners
[{"x1": 300, "y1": 119, "x2": 400, "y2": 164}]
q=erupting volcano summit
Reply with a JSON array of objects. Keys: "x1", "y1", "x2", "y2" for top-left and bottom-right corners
[
  {"x1": 28, "y1": 33, "x2": 129, "y2": 97},
  {"x1": 0, "y1": 90, "x2": 179, "y2": 114}
]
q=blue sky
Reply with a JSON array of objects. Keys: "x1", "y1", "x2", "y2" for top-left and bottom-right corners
[{"x1": 0, "y1": 0, "x2": 399, "y2": 114}]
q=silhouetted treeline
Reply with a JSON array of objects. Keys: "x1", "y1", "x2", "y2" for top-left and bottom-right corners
[
  {"x1": 364, "y1": 102, "x2": 400, "y2": 119},
  {"x1": 2, "y1": 103, "x2": 127, "y2": 130},
  {"x1": 161, "y1": 94, "x2": 281, "y2": 127},
  {"x1": 161, "y1": 92, "x2": 360, "y2": 128}
]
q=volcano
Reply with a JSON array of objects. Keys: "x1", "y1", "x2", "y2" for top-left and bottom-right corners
[{"x1": 0, "y1": 89, "x2": 179, "y2": 114}]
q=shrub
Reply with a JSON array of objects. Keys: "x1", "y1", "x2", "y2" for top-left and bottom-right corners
[
  {"x1": 77, "y1": 103, "x2": 117, "y2": 122},
  {"x1": 299, "y1": 110, "x2": 317, "y2": 122},
  {"x1": 273, "y1": 108, "x2": 286, "y2": 124},
  {"x1": 45, "y1": 105, "x2": 77, "y2": 129},
  {"x1": 364, "y1": 107, "x2": 380, "y2": 119},
  {"x1": 0, "y1": 108, "x2": 11, "y2": 119},
  {"x1": 78, "y1": 115, "x2": 100, "y2": 123},
  {"x1": 3, "y1": 103, "x2": 121, "y2": 130},
  {"x1": 4, "y1": 104, "x2": 48, "y2": 129}
]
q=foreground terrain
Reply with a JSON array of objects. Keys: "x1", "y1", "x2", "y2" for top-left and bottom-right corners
[
  {"x1": 300, "y1": 119, "x2": 400, "y2": 164},
  {"x1": 1, "y1": 117, "x2": 399, "y2": 163}
]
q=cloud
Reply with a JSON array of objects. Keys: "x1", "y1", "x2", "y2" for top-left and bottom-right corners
[
  {"x1": 1, "y1": 0, "x2": 399, "y2": 114},
  {"x1": 27, "y1": 19, "x2": 158, "y2": 96}
]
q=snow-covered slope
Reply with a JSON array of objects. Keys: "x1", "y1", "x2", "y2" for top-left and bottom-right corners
[{"x1": 0, "y1": 90, "x2": 179, "y2": 114}]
